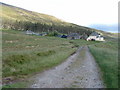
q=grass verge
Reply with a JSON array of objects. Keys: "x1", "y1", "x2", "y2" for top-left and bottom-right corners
[{"x1": 89, "y1": 40, "x2": 118, "y2": 88}]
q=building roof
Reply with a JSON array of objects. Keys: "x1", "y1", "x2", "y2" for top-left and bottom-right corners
[
  {"x1": 68, "y1": 33, "x2": 80, "y2": 37},
  {"x1": 90, "y1": 32, "x2": 100, "y2": 36}
]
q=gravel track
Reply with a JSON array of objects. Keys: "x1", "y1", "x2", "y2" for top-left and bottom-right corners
[{"x1": 29, "y1": 46, "x2": 105, "y2": 88}]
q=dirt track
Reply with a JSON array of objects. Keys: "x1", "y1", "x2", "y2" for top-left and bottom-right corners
[{"x1": 29, "y1": 46, "x2": 105, "y2": 88}]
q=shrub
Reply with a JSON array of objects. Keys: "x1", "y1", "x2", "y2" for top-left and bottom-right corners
[
  {"x1": 47, "y1": 31, "x2": 59, "y2": 36},
  {"x1": 4, "y1": 54, "x2": 31, "y2": 67},
  {"x1": 74, "y1": 44, "x2": 79, "y2": 47},
  {"x1": 69, "y1": 41, "x2": 74, "y2": 44},
  {"x1": 36, "y1": 50, "x2": 55, "y2": 56}
]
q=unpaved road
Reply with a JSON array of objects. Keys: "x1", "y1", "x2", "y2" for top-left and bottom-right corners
[{"x1": 29, "y1": 46, "x2": 105, "y2": 88}]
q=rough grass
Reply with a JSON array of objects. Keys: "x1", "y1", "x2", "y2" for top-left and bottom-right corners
[
  {"x1": 2, "y1": 29, "x2": 99, "y2": 88},
  {"x1": 36, "y1": 50, "x2": 55, "y2": 56},
  {"x1": 2, "y1": 30, "x2": 75, "y2": 77},
  {"x1": 89, "y1": 40, "x2": 118, "y2": 88},
  {"x1": 2, "y1": 29, "x2": 100, "y2": 88},
  {"x1": 2, "y1": 82, "x2": 28, "y2": 88},
  {"x1": 1, "y1": 4, "x2": 70, "y2": 25}
]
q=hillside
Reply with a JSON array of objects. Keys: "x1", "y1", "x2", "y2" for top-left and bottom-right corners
[
  {"x1": 1, "y1": 2, "x2": 118, "y2": 38},
  {"x1": 1, "y1": 2, "x2": 94, "y2": 35},
  {"x1": 1, "y1": 2, "x2": 68, "y2": 25}
]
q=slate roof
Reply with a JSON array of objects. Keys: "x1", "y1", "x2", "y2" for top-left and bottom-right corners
[
  {"x1": 90, "y1": 32, "x2": 100, "y2": 36},
  {"x1": 67, "y1": 33, "x2": 80, "y2": 37}
]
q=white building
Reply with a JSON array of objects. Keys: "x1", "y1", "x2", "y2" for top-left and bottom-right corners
[{"x1": 87, "y1": 32, "x2": 105, "y2": 41}]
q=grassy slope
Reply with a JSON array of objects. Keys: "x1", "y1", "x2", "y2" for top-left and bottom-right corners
[
  {"x1": 1, "y1": 2, "x2": 98, "y2": 35},
  {"x1": 1, "y1": 2, "x2": 117, "y2": 38},
  {"x1": 2, "y1": 30, "x2": 75, "y2": 77},
  {"x1": 1, "y1": 2, "x2": 85, "y2": 28},
  {"x1": 1, "y1": 2, "x2": 67, "y2": 25},
  {"x1": 89, "y1": 39, "x2": 118, "y2": 88},
  {"x1": 2, "y1": 29, "x2": 99, "y2": 88}
]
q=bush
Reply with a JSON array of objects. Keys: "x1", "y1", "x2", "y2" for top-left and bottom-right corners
[
  {"x1": 47, "y1": 31, "x2": 59, "y2": 36},
  {"x1": 4, "y1": 54, "x2": 31, "y2": 67},
  {"x1": 36, "y1": 50, "x2": 55, "y2": 56},
  {"x1": 69, "y1": 41, "x2": 74, "y2": 44},
  {"x1": 74, "y1": 44, "x2": 79, "y2": 47}
]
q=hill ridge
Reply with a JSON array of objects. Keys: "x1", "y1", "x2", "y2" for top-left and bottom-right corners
[{"x1": 1, "y1": 2, "x2": 117, "y2": 38}]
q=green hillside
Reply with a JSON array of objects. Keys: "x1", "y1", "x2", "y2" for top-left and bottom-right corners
[
  {"x1": 1, "y1": 2, "x2": 68, "y2": 25},
  {"x1": 1, "y1": 2, "x2": 94, "y2": 35},
  {"x1": 1, "y1": 2, "x2": 118, "y2": 38}
]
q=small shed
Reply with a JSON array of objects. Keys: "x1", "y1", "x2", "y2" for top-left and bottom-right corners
[{"x1": 67, "y1": 33, "x2": 81, "y2": 40}]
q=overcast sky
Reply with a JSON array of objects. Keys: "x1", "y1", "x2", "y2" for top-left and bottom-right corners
[{"x1": 1, "y1": 0, "x2": 119, "y2": 32}]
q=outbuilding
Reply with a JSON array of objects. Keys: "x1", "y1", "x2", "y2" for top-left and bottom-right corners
[{"x1": 67, "y1": 33, "x2": 81, "y2": 40}]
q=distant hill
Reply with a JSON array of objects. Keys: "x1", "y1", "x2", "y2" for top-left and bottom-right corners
[
  {"x1": 89, "y1": 24, "x2": 118, "y2": 33},
  {"x1": 0, "y1": 2, "x2": 117, "y2": 38}
]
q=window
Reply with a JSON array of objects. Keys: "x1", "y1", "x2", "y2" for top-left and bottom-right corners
[{"x1": 96, "y1": 36, "x2": 99, "y2": 38}]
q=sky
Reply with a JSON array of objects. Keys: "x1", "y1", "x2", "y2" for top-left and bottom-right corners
[
  {"x1": 1, "y1": 0, "x2": 119, "y2": 32},
  {"x1": 90, "y1": 24, "x2": 118, "y2": 33}
]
